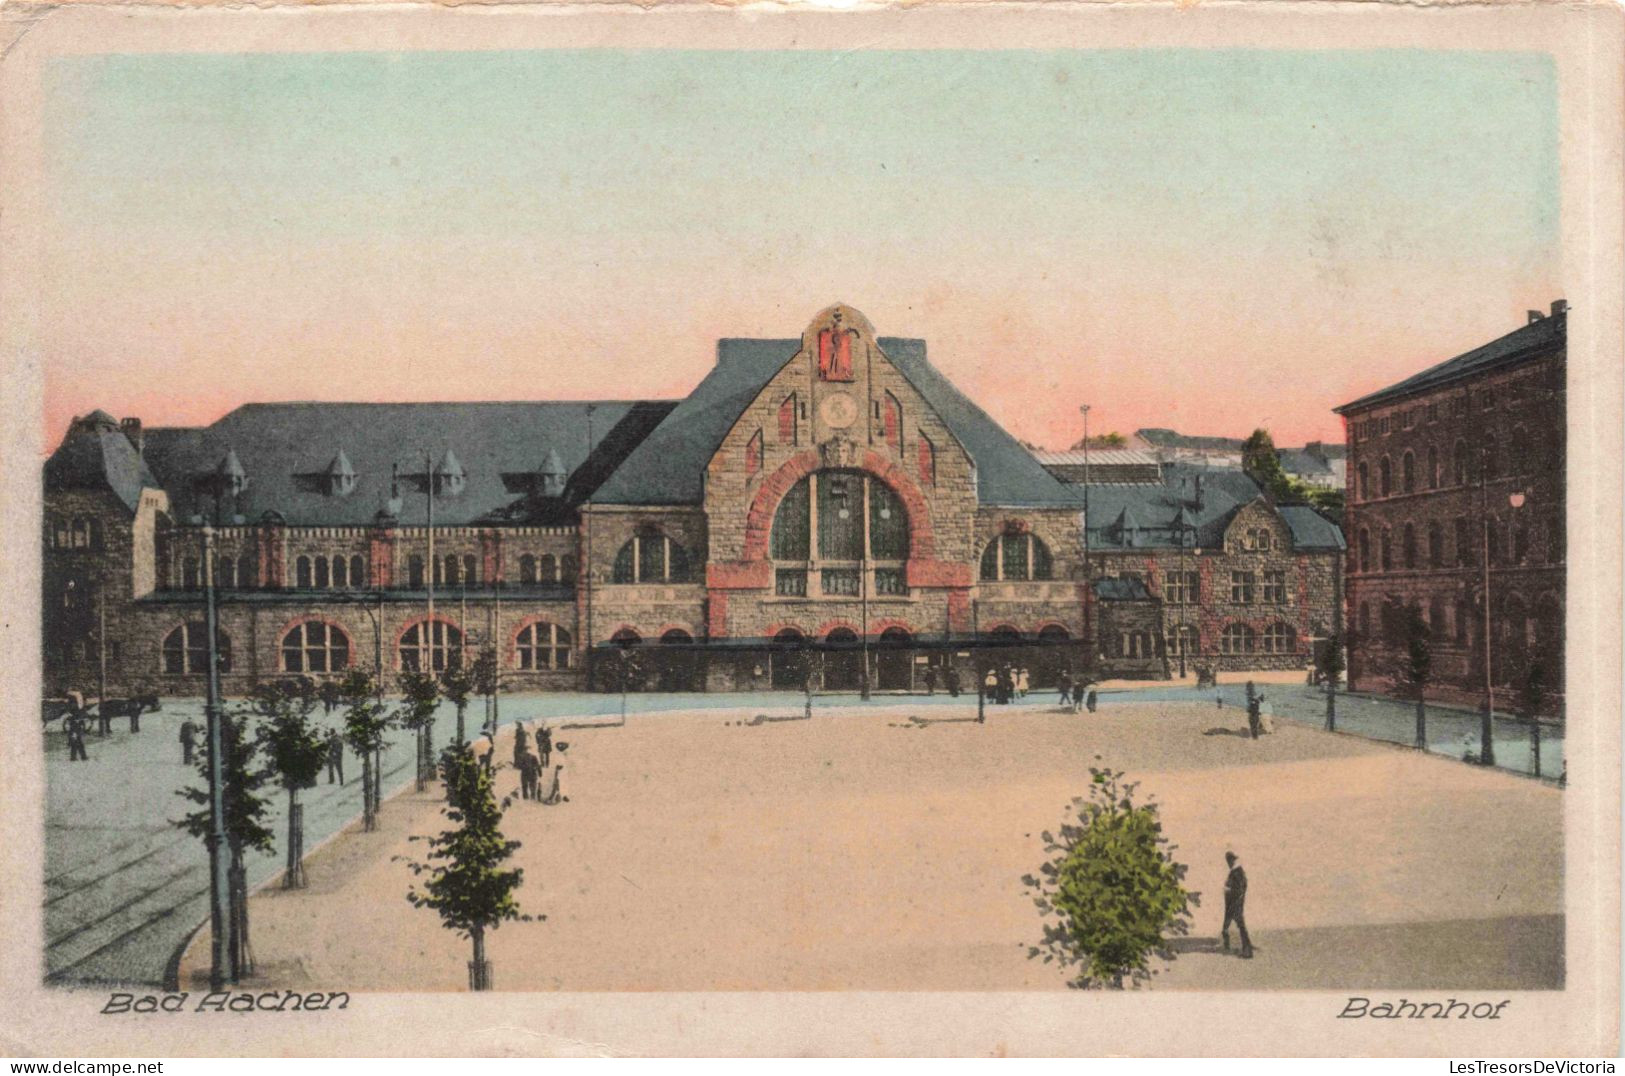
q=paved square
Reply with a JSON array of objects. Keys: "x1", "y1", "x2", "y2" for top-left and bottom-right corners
[{"x1": 178, "y1": 698, "x2": 1563, "y2": 991}]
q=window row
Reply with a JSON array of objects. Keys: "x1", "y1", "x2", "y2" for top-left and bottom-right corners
[
  {"x1": 48, "y1": 516, "x2": 103, "y2": 551},
  {"x1": 1355, "y1": 595, "x2": 1561, "y2": 659},
  {"x1": 1355, "y1": 514, "x2": 1562, "y2": 573},
  {"x1": 159, "y1": 619, "x2": 574, "y2": 675},
  {"x1": 1225, "y1": 570, "x2": 1290, "y2": 605},
  {"x1": 172, "y1": 551, "x2": 578, "y2": 590},
  {"x1": 1352, "y1": 380, "x2": 1555, "y2": 443},
  {"x1": 1355, "y1": 430, "x2": 1561, "y2": 501},
  {"x1": 979, "y1": 533, "x2": 1054, "y2": 582},
  {"x1": 1107, "y1": 622, "x2": 1298, "y2": 657}
]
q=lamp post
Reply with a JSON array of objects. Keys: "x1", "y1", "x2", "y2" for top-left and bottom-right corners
[
  {"x1": 200, "y1": 524, "x2": 230, "y2": 991},
  {"x1": 1079, "y1": 405, "x2": 1093, "y2": 659}
]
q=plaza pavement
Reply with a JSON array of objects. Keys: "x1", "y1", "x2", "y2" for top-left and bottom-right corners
[{"x1": 171, "y1": 695, "x2": 1564, "y2": 992}]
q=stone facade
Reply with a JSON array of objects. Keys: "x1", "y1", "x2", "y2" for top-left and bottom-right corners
[
  {"x1": 1338, "y1": 302, "x2": 1566, "y2": 711},
  {"x1": 44, "y1": 306, "x2": 1345, "y2": 699}
]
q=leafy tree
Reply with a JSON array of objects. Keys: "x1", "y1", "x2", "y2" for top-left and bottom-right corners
[
  {"x1": 253, "y1": 679, "x2": 328, "y2": 888},
  {"x1": 1515, "y1": 657, "x2": 1549, "y2": 778},
  {"x1": 174, "y1": 709, "x2": 274, "y2": 981},
  {"x1": 470, "y1": 645, "x2": 500, "y2": 739},
  {"x1": 440, "y1": 661, "x2": 477, "y2": 747},
  {"x1": 1022, "y1": 764, "x2": 1197, "y2": 988},
  {"x1": 340, "y1": 668, "x2": 391, "y2": 831},
  {"x1": 398, "y1": 670, "x2": 441, "y2": 792},
  {"x1": 404, "y1": 742, "x2": 537, "y2": 990},
  {"x1": 1316, "y1": 631, "x2": 1346, "y2": 731},
  {"x1": 1394, "y1": 605, "x2": 1433, "y2": 749},
  {"x1": 1068, "y1": 432, "x2": 1128, "y2": 450}
]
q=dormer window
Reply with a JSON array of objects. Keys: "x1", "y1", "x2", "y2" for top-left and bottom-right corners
[
  {"x1": 217, "y1": 449, "x2": 249, "y2": 497},
  {"x1": 435, "y1": 449, "x2": 466, "y2": 497},
  {"x1": 327, "y1": 449, "x2": 358, "y2": 497}
]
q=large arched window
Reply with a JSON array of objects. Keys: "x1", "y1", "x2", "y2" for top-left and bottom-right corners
[
  {"x1": 1357, "y1": 462, "x2": 1369, "y2": 501},
  {"x1": 350, "y1": 554, "x2": 365, "y2": 588},
  {"x1": 1357, "y1": 528, "x2": 1370, "y2": 573},
  {"x1": 1428, "y1": 523, "x2": 1444, "y2": 568},
  {"x1": 332, "y1": 555, "x2": 348, "y2": 588},
  {"x1": 1427, "y1": 445, "x2": 1439, "y2": 489},
  {"x1": 1402, "y1": 523, "x2": 1417, "y2": 569},
  {"x1": 1379, "y1": 456, "x2": 1392, "y2": 497},
  {"x1": 162, "y1": 622, "x2": 231, "y2": 675},
  {"x1": 282, "y1": 621, "x2": 350, "y2": 674},
  {"x1": 769, "y1": 470, "x2": 909, "y2": 598},
  {"x1": 519, "y1": 554, "x2": 537, "y2": 585},
  {"x1": 1380, "y1": 529, "x2": 1393, "y2": 571},
  {"x1": 1453, "y1": 439, "x2": 1468, "y2": 485},
  {"x1": 516, "y1": 621, "x2": 571, "y2": 670},
  {"x1": 295, "y1": 555, "x2": 313, "y2": 589},
  {"x1": 399, "y1": 619, "x2": 463, "y2": 673},
  {"x1": 979, "y1": 531, "x2": 1053, "y2": 581},
  {"x1": 408, "y1": 555, "x2": 425, "y2": 589},
  {"x1": 539, "y1": 554, "x2": 558, "y2": 583},
  {"x1": 314, "y1": 556, "x2": 330, "y2": 589},
  {"x1": 1220, "y1": 623, "x2": 1256, "y2": 655},
  {"x1": 613, "y1": 530, "x2": 692, "y2": 584},
  {"x1": 1402, "y1": 451, "x2": 1416, "y2": 493}
]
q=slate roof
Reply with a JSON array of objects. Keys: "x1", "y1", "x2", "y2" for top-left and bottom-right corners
[
  {"x1": 44, "y1": 412, "x2": 160, "y2": 513},
  {"x1": 588, "y1": 337, "x2": 1085, "y2": 508},
  {"x1": 1093, "y1": 577, "x2": 1154, "y2": 602},
  {"x1": 1335, "y1": 307, "x2": 1566, "y2": 414},
  {"x1": 135, "y1": 401, "x2": 664, "y2": 526},
  {"x1": 1076, "y1": 465, "x2": 1343, "y2": 552},
  {"x1": 1276, "y1": 448, "x2": 1336, "y2": 477}
]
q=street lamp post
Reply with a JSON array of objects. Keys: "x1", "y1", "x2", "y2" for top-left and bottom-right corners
[
  {"x1": 1079, "y1": 405, "x2": 1093, "y2": 661},
  {"x1": 200, "y1": 524, "x2": 230, "y2": 991}
]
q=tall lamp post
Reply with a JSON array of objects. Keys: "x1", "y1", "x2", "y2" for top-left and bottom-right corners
[
  {"x1": 200, "y1": 524, "x2": 230, "y2": 991},
  {"x1": 1079, "y1": 405, "x2": 1092, "y2": 663}
]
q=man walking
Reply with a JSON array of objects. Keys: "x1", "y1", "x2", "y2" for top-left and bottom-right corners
[
  {"x1": 1222, "y1": 851, "x2": 1253, "y2": 958},
  {"x1": 179, "y1": 718, "x2": 197, "y2": 766},
  {"x1": 923, "y1": 665, "x2": 936, "y2": 697},
  {"x1": 1086, "y1": 689, "x2": 1098, "y2": 714},
  {"x1": 536, "y1": 724, "x2": 553, "y2": 769},
  {"x1": 518, "y1": 749, "x2": 539, "y2": 801},
  {"x1": 512, "y1": 721, "x2": 530, "y2": 769},
  {"x1": 325, "y1": 728, "x2": 345, "y2": 785},
  {"x1": 1057, "y1": 672, "x2": 1072, "y2": 709},
  {"x1": 66, "y1": 710, "x2": 89, "y2": 762}
]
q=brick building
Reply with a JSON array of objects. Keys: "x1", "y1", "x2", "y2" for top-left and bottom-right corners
[
  {"x1": 43, "y1": 304, "x2": 1343, "y2": 699},
  {"x1": 1335, "y1": 301, "x2": 1567, "y2": 709}
]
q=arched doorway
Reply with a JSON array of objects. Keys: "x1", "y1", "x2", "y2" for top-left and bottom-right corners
[
  {"x1": 876, "y1": 627, "x2": 914, "y2": 691},
  {"x1": 607, "y1": 628, "x2": 644, "y2": 692},
  {"x1": 770, "y1": 628, "x2": 807, "y2": 690},
  {"x1": 823, "y1": 627, "x2": 861, "y2": 692},
  {"x1": 658, "y1": 629, "x2": 699, "y2": 692},
  {"x1": 1035, "y1": 624, "x2": 1071, "y2": 687}
]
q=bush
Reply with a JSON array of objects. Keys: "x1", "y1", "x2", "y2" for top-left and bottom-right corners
[{"x1": 1023, "y1": 764, "x2": 1197, "y2": 988}]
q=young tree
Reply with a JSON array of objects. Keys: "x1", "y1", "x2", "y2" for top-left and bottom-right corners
[
  {"x1": 398, "y1": 670, "x2": 441, "y2": 792},
  {"x1": 1394, "y1": 605, "x2": 1433, "y2": 750},
  {"x1": 253, "y1": 679, "x2": 328, "y2": 888},
  {"x1": 340, "y1": 668, "x2": 391, "y2": 831},
  {"x1": 1317, "y1": 630, "x2": 1346, "y2": 732},
  {"x1": 440, "y1": 661, "x2": 477, "y2": 747},
  {"x1": 1516, "y1": 657, "x2": 1549, "y2": 778},
  {"x1": 175, "y1": 709, "x2": 274, "y2": 981},
  {"x1": 1022, "y1": 764, "x2": 1197, "y2": 988},
  {"x1": 471, "y1": 645, "x2": 499, "y2": 739},
  {"x1": 404, "y1": 742, "x2": 536, "y2": 990}
]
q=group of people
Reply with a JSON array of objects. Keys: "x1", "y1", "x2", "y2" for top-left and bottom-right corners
[
  {"x1": 981, "y1": 664, "x2": 1029, "y2": 705},
  {"x1": 510, "y1": 721, "x2": 563, "y2": 804},
  {"x1": 919, "y1": 665, "x2": 961, "y2": 697},
  {"x1": 1055, "y1": 674, "x2": 1098, "y2": 714},
  {"x1": 54, "y1": 690, "x2": 160, "y2": 762}
]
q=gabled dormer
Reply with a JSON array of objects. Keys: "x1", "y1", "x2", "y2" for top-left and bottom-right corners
[
  {"x1": 435, "y1": 448, "x2": 466, "y2": 497},
  {"x1": 217, "y1": 449, "x2": 249, "y2": 496},
  {"x1": 327, "y1": 449, "x2": 358, "y2": 497}
]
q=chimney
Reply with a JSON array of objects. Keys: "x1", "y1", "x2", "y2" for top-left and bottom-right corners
[
  {"x1": 120, "y1": 417, "x2": 144, "y2": 456},
  {"x1": 1551, "y1": 299, "x2": 1568, "y2": 318},
  {"x1": 1527, "y1": 310, "x2": 1545, "y2": 324}
]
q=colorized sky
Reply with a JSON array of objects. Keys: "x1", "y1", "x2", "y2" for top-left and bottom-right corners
[{"x1": 39, "y1": 47, "x2": 1560, "y2": 450}]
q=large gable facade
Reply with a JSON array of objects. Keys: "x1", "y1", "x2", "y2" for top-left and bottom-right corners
[{"x1": 44, "y1": 305, "x2": 1342, "y2": 699}]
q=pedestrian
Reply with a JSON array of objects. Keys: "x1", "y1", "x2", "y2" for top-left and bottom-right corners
[
  {"x1": 512, "y1": 721, "x2": 529, "y2": 769},
  {"x1": 540, "y1": 764, "x2": 565, "y2": 805},
  {"x1": 1057, "y1": 672, "x2": 1072, "y2": 709},
  {"x1": 66, "y1": 710, "x2": 89, "y2": 762},
  {"x1": 1086, "y1": 689, "x2": 1098, "y2": 714},
  {"x1": 1016, "y1": 668, "x2": 1030, "y2": 699},
  {"x1": 1222, "y1": 851, "x2": 1254, "y2": 958},
  {"x1": 326, "y1": 728, "x2": 345, "y2": 785},
  {"x1": 945, "y1": 667, "x2": 960, "y2": 698},
  {"x1": 1071, "y1": 681, "x2": 1085, "y2": 714},
  {"x1": 1246, "y1": 694, "x2": 1261, "y2": 740},
  {"x1": 983, "y1": 668, "x2": 997, "y2": 702},
  {"x1": 1217, "y1": 691, "x2": 1224, "y2": 710},
  {"x1": 923, "y1": 666, "x2": 937, "y2": 696},
  {"x1": 179, "y1": 718, "x2": 197, "y2": 766},
  {"x1": 319, "y1": 679, "x2": 340, "y2": 715},
  {"x1": 536, "y1": 724, "x2": 553, "y2": 769},
  {"x1": 518, "y1": 750, "x2": 539, "y2": 801}
]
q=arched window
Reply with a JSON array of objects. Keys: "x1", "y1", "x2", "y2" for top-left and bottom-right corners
[
  {"x1": 1483, "y1": 435, "x2": 1501, "y2": 481},
  {"x1": 1428, "y1": 523, "x2": 1444, "y2": 568},
  {"x1": 1251, "y1": 528, "x2": 1273, "y2": 552},
  {"x1": 218, "y1": 556, "x2": 236, "y2": 589},
  {"x1": 282, "y1": 621, "x2": 350, "y2": 674},
  {"x1": 561, "y1": 555, "x2": 578, "y2": 583},
  {"x1": 1220, "y1": 623, "x2": 1256, "y2": 655},
  {"x1": 612, "y1": 627, "x2": 643, "y2": 648},
  {"x1": 613, "y1": 530, "x2": 692, "y2": 584},
  {"x1": 1429, "y1": 598, "x2": 1447, "y2": 639},
  {"x1": 979, "y1": 531, "x2": 1054, "y2": 582},
  {"x1": 539, "y1": 554, "x2": 558, "y2": 583},
  {"x1": 516, "y1": 622, "x2": 572, "y2": 670},
  {"x1": 1357, "y1": 462, "x2": 1369, "y2": 501},
  {"x1": 408, "y1": 555, "x2": 425, "y2": 589},
  {"x1": 1427, "y1": 445, "x2": 1438, "y2": 489},
  {"x1": 1402, "y1": 451, "x2": 1415, "y2": 493},
  {"x1": 1509, "y1": 426, "x2": 1529, "y2": 474},
  {"x1": 238, "y1": 555, "x2": 254, "y2": 589},
  {"x1": 296, "y1": 555, "x2": 313, "y2": 589},
  {"x1": 519, "y1": 555, "x2": 537, "y2": 585},
  {"x1": 1380, "y1": 529, "x2": 1393, "y2": 571},
  {"x1": 1261, "y1": 622, "x2": 1295, "y2": 654},
  {"x1": 443, "y1": 555, "x2": 460, "y2": 586},
  {"x1": 1358, "y1": 529, "x2": 1370, "y2": 573},
  {"x1": 1455, "y1": 599, "x2": 1471, "y2": 645},
  {"x1": 1513, "y1": 517, "x2": 1530, "y2": 564},
  {"x1": 162, "y1": 622, "x2": 231, "y2": 675},
  {"x1": 1455, "y1": 517, "x2": 1474, "y2": 566},
  {"x1": 332, "y1": 555, "x2": 348, "y2": 588},
  {"x1": 1486, "y1": 519, "x2": 1503, "y2": 565},
  {"x1": 1358, "y1": 602, "x2": 1370, "y2": 641},
  {"x1": 1453, "y1": 440, "x2": 1468, "y2": 485},
  {"x1": 769, "y1": 470, "x2": 910, "y2": 597},
  {"x1": 314, "y1": 556, "x2": 330, "y2": 589},
  {"x1": 350, "y1": 555, "x2": 364, "y2": 588},
  {"x1": 1379, "y1": 456, "x2": 1392, "y2": 496},
  {"x1": 1402, "y1": 523, "x2": 1417, "y2": 569},
  {"x1": 399, "y1": 619, "x2": 463, "y2": 673},
  {"x1": 182, "y1": 557, "x2": 200, "y2": 590}
]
